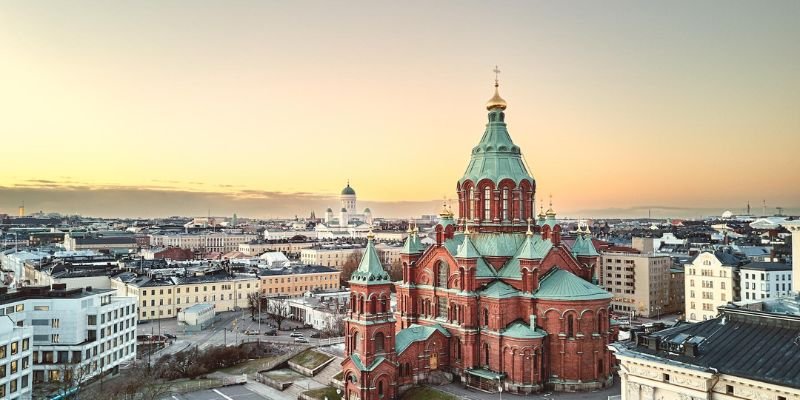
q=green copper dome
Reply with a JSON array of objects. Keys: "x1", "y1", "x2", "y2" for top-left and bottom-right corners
[
  {"x1": 341, "y1": 183, "x2": 356, "y2": 195},
  {"x1": 459, "y1": 104, "x2": 534, "y2": 187},
  {"x1": 349, "y1": 235, "x2": 391, "y2": 285}
]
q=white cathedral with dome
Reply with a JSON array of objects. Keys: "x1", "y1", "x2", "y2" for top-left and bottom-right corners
[{"x1": 315, "y1": 181, "x2": 374, "y2": 239}]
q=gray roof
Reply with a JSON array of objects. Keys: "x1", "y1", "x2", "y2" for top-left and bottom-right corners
[
  {"x1": 739, "y1": 262, "x2": 791, "y2": 272},
  {"x1": 614, "y1": 303, "x2": 800, "y2": 389}
]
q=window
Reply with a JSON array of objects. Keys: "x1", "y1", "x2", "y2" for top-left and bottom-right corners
[
  {"x1": 378, "y1": 381, "x2": 384, "y2": 398},
  {"x1": 663, "y1": 373, "x2": 670, "y2": 382},
  {"x1": 437, "y1": 262, "x2": 449, "y2": 288},
  {"x1": 483, "y1": 187, "x2": 491, "y2": 220},
  {"x1": 33, "y1": 305, "x2": 49, "y2": 311},
  {"x1": 567, "y1": 315, "x2": 575, "y2": 338},
  {"x1": 726, "y1": 385, "x2": 734, "y2": 395},
  {"x1": 10, "y1": 341, "x2": 17, "y2": 355},
  {"x1": 374, "y1": 332, "x2": 385, "y2": 353},
  {"x1": 502, "y1": 188, "x2": 509, "y2": 220},
  {"x1": 52, "y1": 319, "x2": 60, "y2": 328},
  {"x1": 468, "y1": 188, "x2": 475, "y2": 220},
  {"x1": 21, "y1": 339, "x2": 28, "y2": 351}
]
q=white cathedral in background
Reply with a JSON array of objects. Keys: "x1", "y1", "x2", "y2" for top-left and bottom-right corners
[{"x1": 315, "y1": 181, "x2": 374, "y2": 239}]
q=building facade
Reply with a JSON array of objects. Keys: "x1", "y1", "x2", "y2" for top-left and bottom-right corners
[
  {"x1": 740, "y1": 262, "x2": 792, "y2": 301},
  {"x1": 0, "y1": 285, "x2": 137, "y2": 390},
  {"x1": 683, "y1": 250, "x2": 745, "y2": 322},
  {"x1": 300, "y1": 247, "x2": 365, "y2": 268},
  {"x1": 0, "y1": 316, "x2": 33, "y2": 399},
  {"x1": 148, "y1": 233, "x2": 258, "y2": 254},
  {"x1": 258, "y1": 265, "x2": 341, "y2": 297},
  {"x1": 111, "y1": 273, "x2": 260, "y2": 321},
  {"x1": 341, "y1": 82, "x2": 615, "y2": 400},
  {"x1": 611, "y1": 299, "x2": 800, "y2": 400},
  {"x1": 600, "y1": 251, "x2": 673, "y2": 318}
]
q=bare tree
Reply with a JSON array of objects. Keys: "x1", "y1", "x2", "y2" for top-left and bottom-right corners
[
  {"x1": 246, "y1": 292, "x2": 260, "y2": 320},
  {"x1": 53, "y1": 360, "x2": 91, "y2": 399},
  {"x1": 265, "y1": 297, "x2": 289, "y2": 330},
  {"x1": 340, "y1": 252, "x2": 360, "y2": 286},
  {"x1": 388, "y1": 259, "x2": 403, "y2": 283}
]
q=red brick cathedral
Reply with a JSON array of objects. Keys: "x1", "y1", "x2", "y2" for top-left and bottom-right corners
[{"x1": 341, "y1": 79, "x2": 614, "y2": 400}]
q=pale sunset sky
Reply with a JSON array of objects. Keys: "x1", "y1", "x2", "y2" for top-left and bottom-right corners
[{"x1": 1, "y1": 1, "x2": 798, "y2": 218}]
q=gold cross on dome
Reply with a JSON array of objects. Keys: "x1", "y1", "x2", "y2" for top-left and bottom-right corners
[{"x1": 493, "y1": 65, "x2": 501, "y2": 86}]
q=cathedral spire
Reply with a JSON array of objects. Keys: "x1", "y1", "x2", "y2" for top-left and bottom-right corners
[{"x1": 486, "y1": 65, "x2": 507, "y2": 110}]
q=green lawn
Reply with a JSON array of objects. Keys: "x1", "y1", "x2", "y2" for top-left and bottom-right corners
[
  {"x1": 291, "y1": 349, "x2": 333, "y2": 370},
  {"x1": 302, "y1": 386, "x2": 342, "y2": 400},
  {"x1": 401, "y1": 386, "x2": 458, "y2": 400}
]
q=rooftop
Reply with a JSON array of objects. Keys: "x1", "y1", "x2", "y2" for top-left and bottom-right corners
[
  {"x1": 739, "y1": 261, "x2": 792, "y2": 271},
  {"x1": 0, "y1": 285, "x2": 115, "y2": 306},
  {"x1": 612, "y1": 298, "x2": 800, "y2": 389}
]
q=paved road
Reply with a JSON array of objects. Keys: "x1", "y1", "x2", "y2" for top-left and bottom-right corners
[
  {"x1": 166, "y1": 385, "x2": 265, "y2": 400},
  {"x1": 139, "y1": 311, "x2": 342, "y2": 362}
]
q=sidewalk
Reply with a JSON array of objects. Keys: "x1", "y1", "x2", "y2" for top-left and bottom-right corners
[{"x1": 433, "y1": 379, "x2": 621, "y2": 400}]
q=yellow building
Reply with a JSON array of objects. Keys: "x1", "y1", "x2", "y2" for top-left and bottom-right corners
[
  {"x1": 258, "y1": 265, "x2": 341, "y2": 297},
  {"x1": 112, "y1": 273, "x2": 260, "y2": 321}
]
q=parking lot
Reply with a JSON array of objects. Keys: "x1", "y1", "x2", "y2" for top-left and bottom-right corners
[{"x1": 167, "y1": 385, "x2": 264, "y2": 400}]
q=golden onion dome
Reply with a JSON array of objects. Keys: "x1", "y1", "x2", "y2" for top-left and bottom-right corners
[{"x1": 486, "y1": 85, "x2": 507, "y2": 110}]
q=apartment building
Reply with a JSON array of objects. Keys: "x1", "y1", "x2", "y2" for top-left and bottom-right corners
[
  {"x1": 600, "y1": 251, "x2": 673, "y2": 317},
  {"x1": 112, "y1": 272, "x2": 260, "y2": 321},
  {"x1": 684, "y1": 249, "x2": 747, "y2": 322},
  {"x1": 238, "y1": 241, "x2": 315, "y2": 257},
  {"x1": 0, "y1": 285, "x2": 137, "y2": 389},
  {"x1": 740, "y1": 262, "x2": 792, "y2": 301},
  {"x1": 259, "y1": 265, "x2": 341, "y2": 297},
  {"x1": 300, "y1": 246, "x2": 365, "y2": 268},
  {"x1": 0, "y1": 316, "x2": 33, "y2": 399},
  {"x1": 148, "y1": 233, "x2": 258, "y2": 253}
]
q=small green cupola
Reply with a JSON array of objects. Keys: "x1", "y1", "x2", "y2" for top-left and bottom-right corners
[
  {"x1": 401, "y1": 224, "x2": 425, "y2": 255},
  {"x1": 350, "y1": 231, "x2": 391, "y2": 285}
]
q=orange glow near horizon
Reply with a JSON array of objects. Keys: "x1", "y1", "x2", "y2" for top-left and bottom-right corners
[{"x1": 1, "y1": 2, "x2": 799, "y2": 218}]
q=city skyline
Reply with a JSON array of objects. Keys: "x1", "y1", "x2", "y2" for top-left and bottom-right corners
[{"x1": 2, "y1": 1, "x2": 799, "y2": 218}]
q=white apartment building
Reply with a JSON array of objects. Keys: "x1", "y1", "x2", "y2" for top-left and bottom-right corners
[
  {"x1": 0, "y1": 316, "x2": 33, "y2": 399},
  {"x1": 148, "y1": 233, "x2": 258, "y2": 253},
  {"x1": 684, "y1": 250, "x2": 746, "y2": 322},
  {"x1": 740, "y1": 262, "x2": 792, "y2": 301},
  {"x1": 786, "y1": 221, "x2": 800, "y2": 295},
  {"x1": 600, "y1": 251, "x2": 673, "y2": 317},
  {"x1": 0, "y1": 285, "x2": 137, "y2": 389}
]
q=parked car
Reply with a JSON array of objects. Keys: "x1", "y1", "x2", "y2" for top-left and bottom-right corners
[
  {"x1": 294, "y1": 337, "x2": 309, "y2": 343},
  {"x1": 244, "y1": 330, "x2": 260, "y2": 336},
  {"x1": 164, "y1": 333, "x2": 176, "y2": 339},
  {"x1": 290, "y1": 331, "x2": 304, "y2": 338},
  {"x1": 263, "y1": 329, "x2": 277, "y2": 336}
]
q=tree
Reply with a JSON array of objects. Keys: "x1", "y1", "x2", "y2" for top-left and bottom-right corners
[
  {"x1": 90, "y1": 361, "x2": 173, "y2": 400},
  {"x1": 340, "y1": 252, "x2": 361, "y2": 286},
  {"x1": 265, "y1": 297, "x2": 289, "y2": 330},
  {"x1": 53, "y1": 360, "x2": 91, "y2": 399},
  {"x1": 246, "y1": 292, "x2": 260, "y2": 320},
  {"x1": 388, "y1": 259, "x2": 403, "y2": 283}
]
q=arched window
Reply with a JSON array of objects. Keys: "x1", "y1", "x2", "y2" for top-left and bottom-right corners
[
  {"x1": 374, "y1": 332, "x2": 385, "y2": 353},
  {"x1": 468, "y1": 188, "x2": 475, "y2": 220},
  {"x1": 567, "y1": 315, "x2": 575, "y2": 338},
  {"x1": 406, "y1": 363, "x2": 411, "y2": 376},
  {"x1": 453, "y1": 337, "x2": 461, "y2": 361},
  {"x1": 351, "y1": 331, "x2": 359, "y2": 353},
  {"x1": 378, "y1": 380, "x2": 384, "y2": 398},
  {"x1": 437, "y1": 262, "x2": 449, "y2": 288},
  {"x1": 502, "y1": 188, "x2": 509, "y2": 221},
  {"x1": 483, "y1": 308, "x2": 490, "y2": 327},
  {"x1": 483, "y1": 343, "x2": 490, "y2": 366},
  {"x1": 597, "y1": 312, "x2": 604, "y2": 333},
  {"x1": 483, "y1": 187, "x2": 491, "y2": 220}
]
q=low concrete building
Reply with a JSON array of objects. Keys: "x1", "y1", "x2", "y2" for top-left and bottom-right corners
[{"x1": 177, "y1": 303, "x2": 215, "y2": 332}]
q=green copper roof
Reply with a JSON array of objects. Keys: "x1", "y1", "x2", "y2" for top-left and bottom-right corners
[
  {"x1": 438, "y1": 215, "x2": 456, "y2": 228},
  {"x1": 341, "y1": 184, "x2": 356, "y2": 195},
  {"x1": 480, "y1": 280, "x2": 520, "y2": 298},
  {"x1": 401, "y1": 233, "x2": 424, "y2": 255},
  {"x1": 570, "y1": 234, "x2": 599, "y2": 257},
  {"x1": 475, "y1": 257, "x2": 497, "y2": 278},
  {"x1": 533, "y1": 268, "x2": 611, "y2": 301},
  {"x1": 395, "y1": 324, "x2": 450, "y2": 354},
  {"x1": 456, "y1": 234, "x2": 482, "y2": 258},
  {"x1": 350, "y1": 353, "x2": 387, "y2": 372},
  {"x1": 459, "y1": 109, "x2": 534, "y2": 187},
  {"x1": 466, "y1": 368, "x2": 506, "y2": 380},
  {"x1": 541, "y1": 215, "x2": 557, "y2": 228},
  {"x1": 497, "y1": 234, "x2": 553, "y2": 279},
  {"x1": 502, "y1": 321, "x2": 547, "y2": 339},
  {"x1": 350, "y1": 237, "x2": 391, "y2": 285}
]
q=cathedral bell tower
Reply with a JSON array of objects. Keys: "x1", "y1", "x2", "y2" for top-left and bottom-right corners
[
  {"x1": 343, "y1": 231, "x2": 398, "y2": 400},
  {"x1": 456, "y1": 67, "x2": 537, "y2": 233}
]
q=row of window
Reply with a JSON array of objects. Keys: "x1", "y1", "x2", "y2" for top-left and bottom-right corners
[
  {"x1": 0, "y1": 373, "x2": 29, "y2": 397},
  {"x1": 141, "y1": 283, "x2": 254, "y2": 296},
  {"x1": 0, "y1": 339, "x2": 29, "y2": 359},
  {"x1": 0, "y1": 355, "x2": 30, "y2": 377}
]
